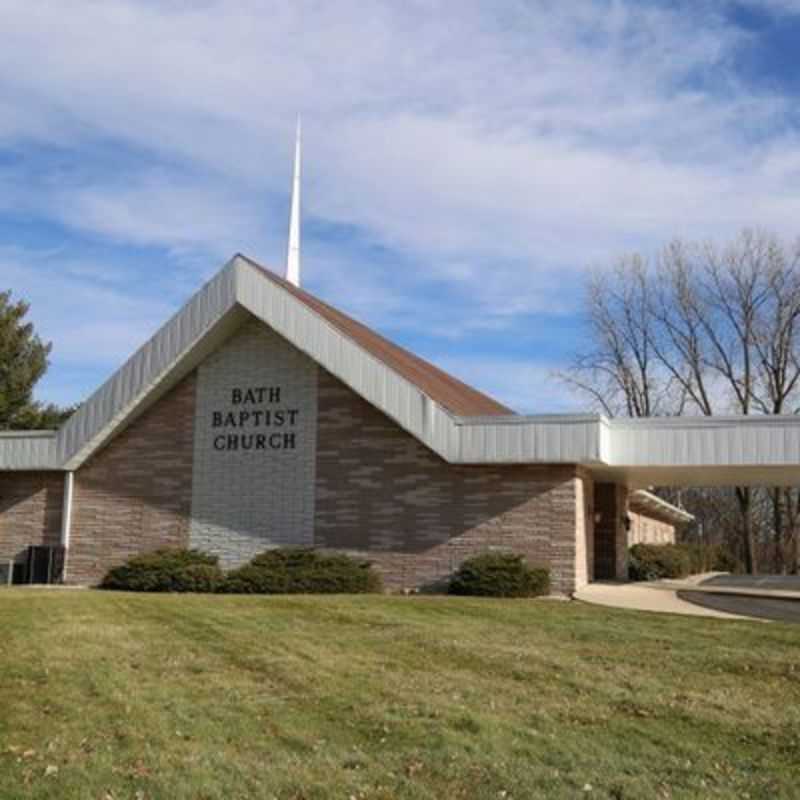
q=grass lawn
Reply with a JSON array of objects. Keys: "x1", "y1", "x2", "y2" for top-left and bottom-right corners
[{"x1": 1, "y1": 590, "x2": 798, "y2": 800}]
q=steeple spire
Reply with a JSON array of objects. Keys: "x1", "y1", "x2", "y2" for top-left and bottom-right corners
[{"x1": 286, "y1": 116, "x2": 302, "y2": 287}]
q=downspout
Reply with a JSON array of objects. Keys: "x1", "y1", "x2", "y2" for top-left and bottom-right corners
[{"x1": 60, "y1": 471, "x2": 74, "y2": 582}]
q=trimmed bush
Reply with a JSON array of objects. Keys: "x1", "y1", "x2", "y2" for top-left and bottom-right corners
[
  {"x1": 448, "y1": 553, "x2": 550, "y2": 598},
  {"x1": 628, "y1": 543, "x2": 691, "y2": 581},
  {"x1": 99, "y1": 549, "x2": 223, "y2": 592},
  {"x1": 217, "y1": 564, "x2": 283, "y2": 595},
  {"x1": 219, "y1": 548, "x2": 382, "y2": 594},
  {"x1": 170, "y1": 563, "x2": 224, "y2": 593}
]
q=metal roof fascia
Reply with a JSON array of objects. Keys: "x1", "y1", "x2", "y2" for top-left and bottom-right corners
[
  {"x1": 605, "y1": 415, "x2": 800, "y2": 468},
  {"x1": 56, "y1": 260, "x2": 239, "y2": 470},
  {"x1": 0, "y1": 432, "x2": 60, "y2": 470}
]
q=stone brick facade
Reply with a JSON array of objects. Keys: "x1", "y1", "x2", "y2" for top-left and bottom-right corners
[
  {"x1": 66, "y1": 374, "x2": 196, "y2": 584},
  {"x1": 0, "y1": 472, "x2": 63, "y2": 567},
  {"x1": 190, "y1": 320, "x2": 318, "y2": 563},
  {"x1": 314, "y1": 368, "x2": 584, "y2": 594}
]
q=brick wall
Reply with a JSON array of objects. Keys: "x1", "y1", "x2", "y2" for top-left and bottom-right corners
[
  {"x1": 0, "y1": 472, "x2": 64, "y2": 566},
  {"x1": 629, "y1": 511, "x2": 676, "y2": 545},
  {"x1": 67, "y1": 373, "x2": 196, "y2": 584},
  {"x1": 4, "y1": 332, "x2": 616, "y2": 593},
  {"x1": 314, "y1": 369, "x2": 582, "y2": 594}
]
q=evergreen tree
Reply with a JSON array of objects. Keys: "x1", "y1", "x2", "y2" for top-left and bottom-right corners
[{"x1": 0, "y1": 290, "x2": 72, "y2": 430}]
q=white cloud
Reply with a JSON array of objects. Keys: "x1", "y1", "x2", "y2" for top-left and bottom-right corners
[
  {"x1": 0, "y1": 246, "x2": 175, "y2": 381},
  {"x1": 2, "y1": 0, "x2": 800, "y2": 406},
  {"x1": 736, "y1": 0, "x2": 800, "y2": 14},
  {"x1": 433, "y1": 355, "x2": 582, "y2": 414},
  {"x1": 1, "y1": 0, "x2": 795, "y2": 271}
]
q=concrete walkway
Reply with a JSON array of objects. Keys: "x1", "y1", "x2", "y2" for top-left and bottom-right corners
[{"x1": 573, "y1": 581, "x2": 753, "y2": 619}]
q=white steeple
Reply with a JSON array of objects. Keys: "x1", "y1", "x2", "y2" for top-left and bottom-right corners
[{"x1": 286, "y1": 117, "x2": 302, "y2": 287}]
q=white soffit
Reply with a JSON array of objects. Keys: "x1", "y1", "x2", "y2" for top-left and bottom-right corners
[{"x1": 629, "y1": 489, "x2": 694, "y2": 525}]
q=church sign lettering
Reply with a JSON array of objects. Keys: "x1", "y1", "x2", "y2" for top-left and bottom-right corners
[{"x1": 211, "y1": 386, "x2": 299, "y2": 451}]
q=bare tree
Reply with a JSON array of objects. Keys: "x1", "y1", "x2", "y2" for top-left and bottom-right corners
[
  {"x1": 559, "y1": 257, "x2": 683, "y2": 417},
  {"x1": 561, "y1": 230, "x2": 800, "y2": 573}
]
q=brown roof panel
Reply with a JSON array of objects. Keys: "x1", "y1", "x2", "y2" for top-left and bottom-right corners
[{"x1": 240, "y1": 256, "x2": 515, "y2": 417}]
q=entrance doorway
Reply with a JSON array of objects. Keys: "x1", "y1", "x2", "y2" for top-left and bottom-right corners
[{"x1": 594, "y1": 483, "x2": 622, "y2": 580}]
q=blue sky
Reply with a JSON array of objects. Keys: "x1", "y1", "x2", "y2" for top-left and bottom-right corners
[{"x1": 2, "y1": 0, "x2": 800, "y2": 414}]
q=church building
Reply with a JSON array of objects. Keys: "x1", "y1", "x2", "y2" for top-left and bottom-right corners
[
  {"x1": 0, "y1": 252, "x2": 694, "y2": 594},
  {"x1": 17, "y1": 128, "x2": 800, "y2": 594}
]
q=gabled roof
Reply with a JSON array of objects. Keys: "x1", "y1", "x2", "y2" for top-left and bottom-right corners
[
  {"x1": 3, "y1": 254, "x2": 800, "y2": 483},
  {"x1": 0, "y1": 254, "x2": 517, "y2": 471},
  {"x1": 241, "y1": 256, "x2": 512, "y2": 417}
]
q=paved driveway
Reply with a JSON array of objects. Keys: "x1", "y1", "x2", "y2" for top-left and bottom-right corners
[
  {"x1": 694, "y1": 574, "x2": 800, "y2": 593},
  {"x1": 677, "y1": 591, "x2": 800, "y2": 623}
]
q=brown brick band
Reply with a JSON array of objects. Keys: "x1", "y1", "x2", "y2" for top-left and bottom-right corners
[
  {"x1": 314, "y1": 369, "x2": 584, "y2": 594},
  {"x1": 0, "y1": 471, "x2": 64, "y2": 565},
  {"x1": 67, "y1": 374, "x2": 197, "y2": 584}
]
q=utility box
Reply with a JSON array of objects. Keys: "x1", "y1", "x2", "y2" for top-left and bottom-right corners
[
  {"x1": 26, "y1": 546, "x2": 65, "y2": 584},
  {"x1": 2, "y1": 560, "x2": 31, "y2": 585}
]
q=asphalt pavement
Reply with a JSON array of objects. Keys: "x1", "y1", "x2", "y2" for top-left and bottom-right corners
[{"x1": 678, "y1": 591, "x2": 800, "y2": 623}]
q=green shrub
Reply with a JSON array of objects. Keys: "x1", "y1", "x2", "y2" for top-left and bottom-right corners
[
  {"x1": 680, "y1": 542, "x2": 740, "y2": 575},
  {"x1": 448, "y1": 553, "x2": 550, "y2": 598},
  {"x1": 682, "y1": 543, "x2": 711, "y2": 575},
  {"x1": 711, "y1": 546, "x2": 740, "y2": 573},
  {"x1": 171, "y1": 563, "x2": 224, "y2": 593},
  {"x1": 218, "y1": 564, "x2": 288, "y2": 594},
  {"x1": 628, "y1": 543, "x2": 692, "y2": 581},
  {"x1": 219, "y1": 548, "x2": 382, "y2": 594},
  {"x1": 99, "y1": 549, "x2": 222, "y2": 592}
]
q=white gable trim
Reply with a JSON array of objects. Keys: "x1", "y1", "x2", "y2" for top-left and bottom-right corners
[{"x1": 56, "y1": 261, "x2": 240, "y2": 470}]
